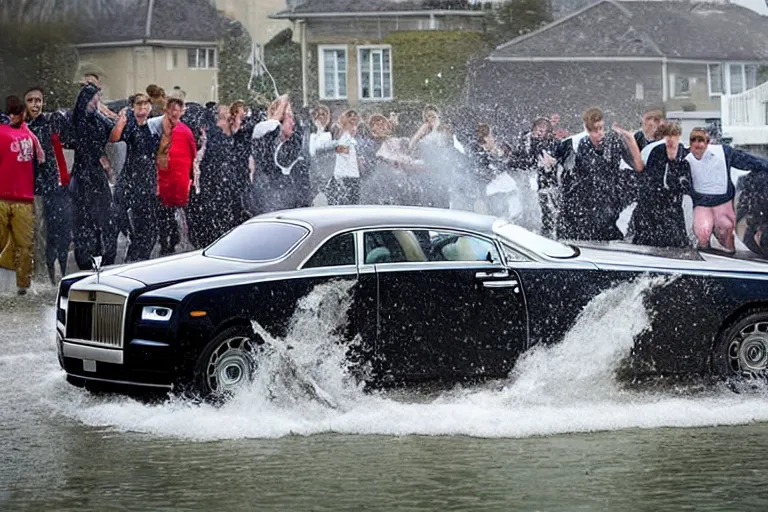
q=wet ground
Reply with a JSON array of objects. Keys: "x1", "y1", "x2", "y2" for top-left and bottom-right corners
[{"x1": 2, "y1": 280, "x2": 768, "y2": 511}]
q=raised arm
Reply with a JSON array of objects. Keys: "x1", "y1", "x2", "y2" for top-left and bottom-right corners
[
  {"x1": 728, "y1": 146, "x2": 768, "y2": 173},
  {"x1": 109, "y1": 108, "x2": 130, "y2": 143},
  {"x1": 408, "y1": 123, "x2": 431, "y2": 152},
  {"x1": 614, "y1": 124, "x2": 644, "y2": 172}
]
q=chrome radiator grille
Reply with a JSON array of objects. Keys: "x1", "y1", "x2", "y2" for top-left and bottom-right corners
[{"x1": 65, "y1": 290, "x2": 126, "y2": 348}]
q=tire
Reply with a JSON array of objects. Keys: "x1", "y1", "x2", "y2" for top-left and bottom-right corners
[
  {"x1": 713, "y1": 309, "x2": 768, "y2": 381},
  {"x1": 192, "y1": 325, "x2": 262, "y2": 399}
]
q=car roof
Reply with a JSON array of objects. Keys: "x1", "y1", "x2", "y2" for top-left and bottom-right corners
[{"x1": 251, "y1": 206, "x2": 498, "y2": 236}]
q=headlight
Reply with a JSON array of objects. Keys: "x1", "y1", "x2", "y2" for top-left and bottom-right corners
[{"x1": 141, "y1": 306, "x2": 173, "y2": 322}]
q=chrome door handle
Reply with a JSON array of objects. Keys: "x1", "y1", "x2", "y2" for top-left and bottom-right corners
[
  {"x1": 475, "y1": 270, "x2": 509, "y2": 279},
  {"x1": 482, "y1": 280, "x2": 519, "y2": 289}
]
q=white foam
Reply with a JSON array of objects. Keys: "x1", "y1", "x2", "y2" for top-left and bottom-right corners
[{"x1": 43, "y1": 276, "x2": 768, "y2": 441}]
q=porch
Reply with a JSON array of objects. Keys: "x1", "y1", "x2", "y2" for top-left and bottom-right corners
[{"x1": 721, "y1": 81, "x2": 768, "y2": 146}]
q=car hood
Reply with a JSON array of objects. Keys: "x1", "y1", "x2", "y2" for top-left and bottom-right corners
[
  {"x1": 98, "y1": 251, "x2": 260, "y2": 286},
  {"x1": 575, "y1": 242, "x2": 768, "y2": 276}
]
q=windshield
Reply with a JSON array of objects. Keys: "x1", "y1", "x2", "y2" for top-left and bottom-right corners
[
  {"x1": 494, "y1": 222, "x2": 577, "y2": 259},
  {"x1": 205, "y1": 222, "x2": 309, "y2": 262}
]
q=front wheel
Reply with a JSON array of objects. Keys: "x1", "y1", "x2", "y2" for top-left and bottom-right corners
[
  {"x1": 714, "y1": 310, "x2": 768, "y2": 381},
  {"x1": 192, "y1": 325, "x2": 262, "y2": 399}
]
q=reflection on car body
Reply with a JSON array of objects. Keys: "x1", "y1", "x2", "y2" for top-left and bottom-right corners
[{"x1": 54, "y1": 206, "x2": 768, "y2": 398}]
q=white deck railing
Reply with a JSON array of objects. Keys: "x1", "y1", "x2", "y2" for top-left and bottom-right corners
[{"x1": 721, "y1": 81, "x2": 768, "y2": 127}]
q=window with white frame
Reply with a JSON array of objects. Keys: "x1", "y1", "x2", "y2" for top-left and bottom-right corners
[
  {"x1": 671, "y1": 74, "x2": 691, "y2": 98},
  {"x1": 187, "y1": 48, "x2": 217, "y2": 69},
  {"x1": 707, "y1": 63, "x2": 722, "y2": 96},
  {"x1": 359, "y1": 46, "x2": 393, "y2": 101},
  {"x1": 727, "y1": 63, "x2": 759, "y2": 94},
  {"x1": 318, "y1": 45, "x2": 347, "y2": 100}
]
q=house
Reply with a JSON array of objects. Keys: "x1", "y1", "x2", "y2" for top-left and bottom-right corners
[
  {"x1": 74, "y1": 0, "x2": 226, "y2": 103},
  {"x1": 469, "y1": 0, "x2": 768, "y2": 137},
  {"x1": 271, "y1": 0, "x2": 487, "y2": 108}
]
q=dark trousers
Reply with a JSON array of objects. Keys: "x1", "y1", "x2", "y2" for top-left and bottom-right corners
[
  {"x1": 157, "y1": 205, "x2": 181, "y2": 256},
  {"x1": 125, "y1": 196, "x2": 159, "y2": 262},
  {"x1": 538, "y1": 188, "x2": 558, "y2": 238},
  {"x1": 326, "y1": 177, "x2": 361, "y2": 206},
  {"x1": 43, "y1": 187, "x2": 72, "y2": 278},
  {"x1": 72, "y1": 188, "x2": 118, "y2": 271}
]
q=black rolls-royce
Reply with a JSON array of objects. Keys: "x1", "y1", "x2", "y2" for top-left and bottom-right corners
[{"x1": 56, "y1": 206, "x2": 768, "y2": 397}]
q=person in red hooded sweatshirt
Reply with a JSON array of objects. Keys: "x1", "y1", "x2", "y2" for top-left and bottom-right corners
[
  {"x1": 155, "y1": 96, "x2": 196, "y2": 255},
  {"x1": 0, "y1": 95, "x2": 45, "y2": 295}
]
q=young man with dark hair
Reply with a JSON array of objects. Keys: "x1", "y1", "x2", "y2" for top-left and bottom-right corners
[
  {"x1": 0, "y1": 95, "x2": 45, "y2": 294},
  {"x1": 24, "y1": 87, "x2": 72, "y2": 283},
  {"x1": 156, "y1": 97, "x2": 196, "y2": 255},
  {"x1": 509, "y1": 117, "x2": 560, "y2": 237},
  {"x1": 110, "y1": 92, "x2": 160, "y2": 262},
  {"x1": 685, "y1": 128, "x2": 768, "y2": 252},
  {"x1": 634, "y1": 109, "x2": 664, "y2": 151},
  {"x1": 554, "y1": 107, "x2": 643, "y2": 241},
  {"x1": 70, "y1": 82, "x2": 117, "y2": 270},
  {"x1": 631, "y1": 122, "x2": 691, "y2": 247}
]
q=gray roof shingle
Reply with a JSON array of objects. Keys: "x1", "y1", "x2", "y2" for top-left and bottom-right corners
[
  {"x1": 490, "y1": 0, "x2": 768, "y2": 62},
  {"x1": 75, "y1": 0, "x2": 225, "y2": 45}
]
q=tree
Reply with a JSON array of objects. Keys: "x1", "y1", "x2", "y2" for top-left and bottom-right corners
[
  {"x1": 0, "y1": 0, "x2": 123, "y2": 109},
  {"x1": 259, "y1": 29, "x2": 303, "y2": 104},
  {"x1": 484, "y1": 0, "x2": 553, "y2": 47},
  {"x1": 0, "y1": 22, "x2": 79, "y2": 109},
  {"x1": 217, "y1": 23, "x2": 303, "y2": 107},
  {"x1": 0, "y1": 0, "x2": 131, "y2": 24},
  {"x1": 217, "y1": 18, "x2": 255, "y2": 105}
]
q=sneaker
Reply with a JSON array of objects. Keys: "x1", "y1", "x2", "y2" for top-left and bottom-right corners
[{"x1": 17, "y1": 288, "x2": 27, "y2": 296}]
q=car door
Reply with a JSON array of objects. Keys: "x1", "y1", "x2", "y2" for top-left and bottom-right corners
[
  {"x1": 300, "y1": 231, "x2": 377, "y2": 371},
  {"x1": 362, "y1": 228, "x2": 527, "y2": 384}
]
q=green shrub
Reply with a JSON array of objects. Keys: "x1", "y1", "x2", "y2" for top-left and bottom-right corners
[
  {"x1": 384, "y1": 31, "x2": 490, "y2": 107},
  {"x1": 219, "y1": 24, "x2": 303, "y2": 107}
]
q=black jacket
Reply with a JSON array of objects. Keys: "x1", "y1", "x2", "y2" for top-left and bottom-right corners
[
  {"x1": 251, "y1": 120, "x2": 311, "y2": 211},
  {"x1": 509, "y1": 131, "x2": 559, "y2": 189},
  {"x1": 27, "y1": 111, "x2": 68, "y2": 196},
  {"x1": 69, "y1": 84, "x2": 114, "y2": 197},
  {"x1": 632, "y1": 141, "x2": 691, "y2": 248},
  {"x1": 556, "y1": 133, "x2": 639, "y2": 241}
]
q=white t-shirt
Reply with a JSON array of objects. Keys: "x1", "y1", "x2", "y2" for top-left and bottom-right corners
[
  {"x1": 334, "y1": 132, "x2": 359, "y2": 178},
  {"x1": 685, "y1": 145, "x2": 729, "y2": 195}
]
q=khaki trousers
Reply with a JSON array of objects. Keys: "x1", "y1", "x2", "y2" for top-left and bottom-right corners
[{"x1": 0, "y1": 200, "x2": 35, "y2": 289}]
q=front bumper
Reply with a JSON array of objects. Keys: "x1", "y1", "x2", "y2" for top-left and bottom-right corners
[{"x1": 57, "y1": 331, "x2": 175, "y2": 389}]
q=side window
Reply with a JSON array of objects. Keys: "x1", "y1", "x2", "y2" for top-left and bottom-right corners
[
  {"x1": 502, "y1": 244, "x2": 527, "y2": 262},
  {"x1": 304, "y1": 233, "x2": 356, "y2": 268},
  {"x1": 428, "y1": 231, "x2": 500, "y2": 263},
  {"x1": 363, "y1": 229, "x2": 499, "y2": 264},
  {"x1": 364, "y1": 230, "x2": 429, "y2": 264}
]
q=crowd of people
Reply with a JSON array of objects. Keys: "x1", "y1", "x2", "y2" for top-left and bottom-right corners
[{"x1": 1, "y1": 75, "x2": 768, "y2": 295}]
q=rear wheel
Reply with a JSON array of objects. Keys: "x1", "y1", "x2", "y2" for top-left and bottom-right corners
[
  {"x1": 193, "y1": 325, "x2": 262, "y2": 399},
  {"x1": 714, "y1": 310, "x2": 768, "y2": 381}
]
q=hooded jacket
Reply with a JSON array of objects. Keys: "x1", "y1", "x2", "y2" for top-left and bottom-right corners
[{"x1": 251, "y1": 119, "x2": 311, "y2": 210}]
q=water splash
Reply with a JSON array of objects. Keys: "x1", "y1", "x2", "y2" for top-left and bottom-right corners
[
  {"x1": 501, "y1": 275, "x2": 672, "y2": 404},
  {"x1": 245, "y1": 279, "x2": 366, "y2": 410},
  {"x1": 46, "y1": 276, "x2": 768, "y2": 440}
]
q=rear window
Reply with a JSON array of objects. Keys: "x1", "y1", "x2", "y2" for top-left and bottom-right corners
[{"x1": 205, "y1": 222, "x2": 309, "y2": 261}]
